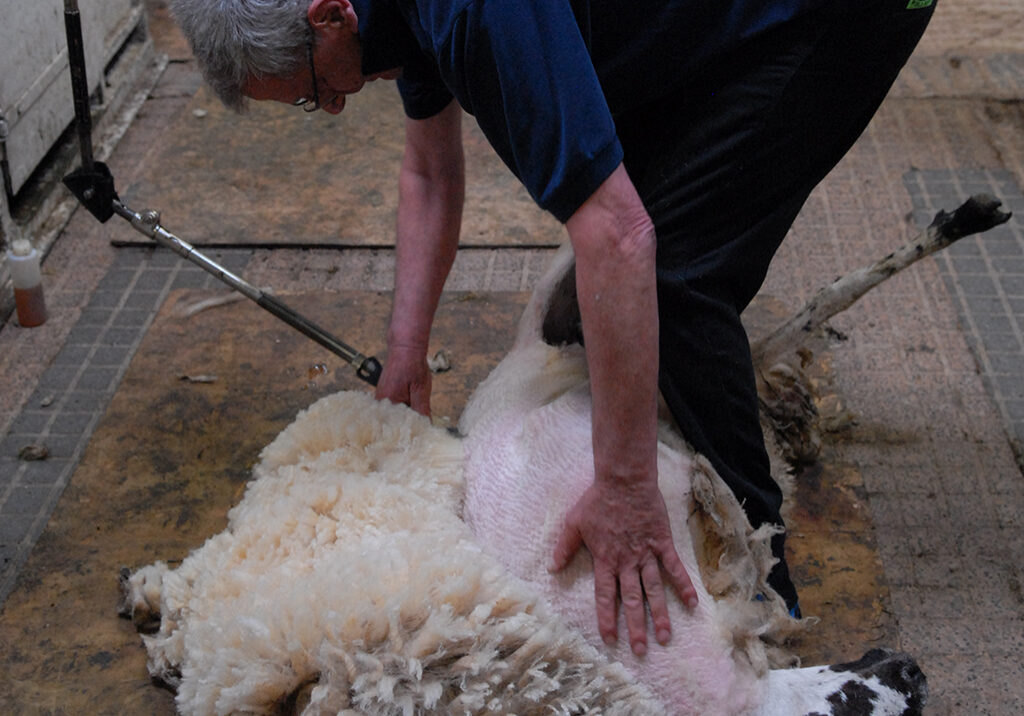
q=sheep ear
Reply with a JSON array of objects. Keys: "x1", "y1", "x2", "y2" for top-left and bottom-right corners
[
  {"x1": 541, "y1": 263, "x2": 584, "y2": 347},
  {"x1": 514, "y1": 243, "x2": 577, "y2": 348}
]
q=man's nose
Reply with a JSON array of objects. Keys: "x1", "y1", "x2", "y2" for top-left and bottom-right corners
[{"x1": 321, "y1": 94, "x2": 346, "y2": 114}]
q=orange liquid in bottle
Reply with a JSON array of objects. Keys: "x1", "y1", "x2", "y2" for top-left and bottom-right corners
[{"x1": 14, "y1": 284, "x2": 47, "y2": 327}]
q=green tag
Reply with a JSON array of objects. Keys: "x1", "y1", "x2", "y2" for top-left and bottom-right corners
[{"x1": 906, "y1": 0, "x2": 933, "y2": 8}]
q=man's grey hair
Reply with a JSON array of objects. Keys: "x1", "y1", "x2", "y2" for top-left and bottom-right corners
[{"x1": 169, "y1": 0, "x2": 312, "y2": 111}]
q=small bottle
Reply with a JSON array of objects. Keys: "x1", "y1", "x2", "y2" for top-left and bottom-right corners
[{"x1": 6, "y1": 238, "x2": 48, "y2": 327}]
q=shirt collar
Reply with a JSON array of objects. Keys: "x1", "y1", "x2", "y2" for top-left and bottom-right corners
[{"x1": 351, "y1": 0, "x2": 419, "y2": 75}]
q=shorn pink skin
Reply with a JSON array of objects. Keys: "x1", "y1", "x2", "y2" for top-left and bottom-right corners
[
  {"x1": 460, "y1": 343, "x2": 763, "y2": 714},
  {"x1": 458, "y1": 246, "x2": 927, "y2": 715}
]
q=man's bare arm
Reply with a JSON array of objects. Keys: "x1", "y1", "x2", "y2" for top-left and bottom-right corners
[
  {"x1": 551, "y1": 163, "x2": 698, "y2": 656},
  {"x1": 376, "y1": 100, "x2": 465, "y2": 415}
]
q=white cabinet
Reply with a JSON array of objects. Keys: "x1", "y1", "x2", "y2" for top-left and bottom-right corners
[{"x1": 1, "y1": 0, "x2": 144, "y2": 195}]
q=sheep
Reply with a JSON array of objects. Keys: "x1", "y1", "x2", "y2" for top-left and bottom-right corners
[
  {"x1": 120, "y1": 240, "x2": 933, "y2": 715},
  {"x1": 121, "y1": 194, "x2": 1021, "y2": 713}
]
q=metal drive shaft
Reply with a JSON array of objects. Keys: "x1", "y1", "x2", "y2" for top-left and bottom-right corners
[{"x1": 111, "y1": 200, "x2": 383, "y2": 386}]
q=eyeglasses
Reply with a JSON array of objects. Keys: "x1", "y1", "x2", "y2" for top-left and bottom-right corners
[{"x1": 293, "y1": 41, "x2": 321, "y2": 112}]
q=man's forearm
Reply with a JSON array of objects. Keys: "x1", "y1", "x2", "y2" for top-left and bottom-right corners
[
  {"x1": 566, "y1": 165, "x2": 660, "y2": 489},
  {"x1": 388, "y1": 103, "x2": 466, "y2": 352},
  {"x1": 375, "y1": 102, "x2": 465, "y2": 414},
  {"x1": 389, "y1": 165, "x2": 464, "y2": 350}
]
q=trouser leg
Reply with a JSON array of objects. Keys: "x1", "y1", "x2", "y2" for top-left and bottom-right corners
[{"x1": 616, "y1": 1, "x2": 935, "y2": 611}]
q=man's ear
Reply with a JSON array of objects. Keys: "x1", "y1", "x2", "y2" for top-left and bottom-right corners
[{"x1": 308, "y1": 0, "x2": 358, "y2": 34}]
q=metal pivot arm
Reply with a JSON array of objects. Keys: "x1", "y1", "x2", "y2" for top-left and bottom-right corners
[
  {"x1": 63, "y1": 0, "x2": 93, "y2": 173},
  {"x1": 61, "y1": 0, "x2": 119, "y2": 222},
  {"x1": 111, "y1": 201, "x2": 383, "y2": 386},
  {"x1": 63, "y1": 161, "x2": 119, "y2": 223},
  {"x1": 256, "y1": 293, "x2": 384, "y2": 386}
]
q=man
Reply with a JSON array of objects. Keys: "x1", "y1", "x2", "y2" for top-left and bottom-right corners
[{"x1": 170, "y1": 0, "x2": 934, "y2": 658}]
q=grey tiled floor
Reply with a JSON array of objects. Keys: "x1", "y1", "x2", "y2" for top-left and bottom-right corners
[
  {"x1": 906, "y1": 169, "x2": 1024, "y2": 462},
  {"x1": 0, "y1": 247, "x2": 252, "y2": 603}
]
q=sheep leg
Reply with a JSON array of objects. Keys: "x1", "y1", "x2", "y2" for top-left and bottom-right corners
[
  {"x1": 751, "y1": 194, "x2": 1012, "y2": 365},
  {"x1": 117, "y1": 562, "x2": 168, "y2": 633}
]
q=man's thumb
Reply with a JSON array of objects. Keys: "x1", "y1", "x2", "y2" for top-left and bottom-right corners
[{"x1": 549, "y1": 522, "x2": 583, "y2": 573}]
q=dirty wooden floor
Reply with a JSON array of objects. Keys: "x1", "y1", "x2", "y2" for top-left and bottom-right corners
[
  {"x1": 3, "y1": 1, "x2": 1023, "y2": 713},
  {"x1": 123, "y1": 82, "x2": 563, "y2": 249},
  {"x1": 0, "y1": 287, "x2": 891, "y2": 713}
]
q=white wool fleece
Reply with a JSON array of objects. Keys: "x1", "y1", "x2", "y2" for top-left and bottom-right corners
[{"x1": 128, "y1": 391, "x2": 663, "y2": 715}]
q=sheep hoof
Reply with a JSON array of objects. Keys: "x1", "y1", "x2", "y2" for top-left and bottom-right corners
[{"x1": 116, "y1": 564, "x2": 165, "y2": 633}]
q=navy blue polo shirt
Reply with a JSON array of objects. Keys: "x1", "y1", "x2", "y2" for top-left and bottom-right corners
[{"x1": 352, "y1": 0, "x2": 824, "y2": 223}]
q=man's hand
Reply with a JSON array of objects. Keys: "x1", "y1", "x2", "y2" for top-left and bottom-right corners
[
  {"x1": 375, "y1": 343, "x2": 432, "y2": 416},
  {"x1": 551, "y1": 479, "x2": 698, "y2": 656},
  {"x1": 558, "y1": 162, "x2": 698, "y2": 655}
]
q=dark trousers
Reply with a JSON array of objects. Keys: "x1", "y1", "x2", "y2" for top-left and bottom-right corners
[{"x1": 615, "y1": 0, "x2": 935, "y2": 609}]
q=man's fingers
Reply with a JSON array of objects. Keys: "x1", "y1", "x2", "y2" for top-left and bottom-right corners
[
  {"x1": 549, "y1": 521, "x2": 583, "y2": 573},
  {"x1": 410, "y1": 383, "x2": 432, "y2": 417},
  {"x1": 619, "y1": 568, "x2": 648, "y2": 657},
  {"x1": 593, "y1": 562, "x2": 619, "y2": 646},
  {"x1": 553, "y1": 486, "x2": 695, "y2": 656},
  {"x1": 640, "y1": 558, "x2": 671, "y2": 646},
  {"x1": 659, "y1": 542, "x2": 699, "y2": 609}
]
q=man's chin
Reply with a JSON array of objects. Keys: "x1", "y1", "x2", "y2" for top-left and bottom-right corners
[{"x1": 368, "y1": 68, "x2": 402, "y2": 81}]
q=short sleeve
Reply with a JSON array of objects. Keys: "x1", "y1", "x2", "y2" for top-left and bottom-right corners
[
  {"x1": 435, "y1": 0, "x2": 623, "y2": 222},
  {"x1": 396, "y1": 48, "x2": 455, "y2": 120}
]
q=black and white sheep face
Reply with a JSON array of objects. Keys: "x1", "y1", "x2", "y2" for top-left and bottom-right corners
[{"x1": 762, "y1": 649, "x2": 928, "y2": 715}]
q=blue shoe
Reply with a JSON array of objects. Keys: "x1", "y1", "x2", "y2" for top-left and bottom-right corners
[{"x1": 753, "y1": 593, "x2": 802, "y2": 619}]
